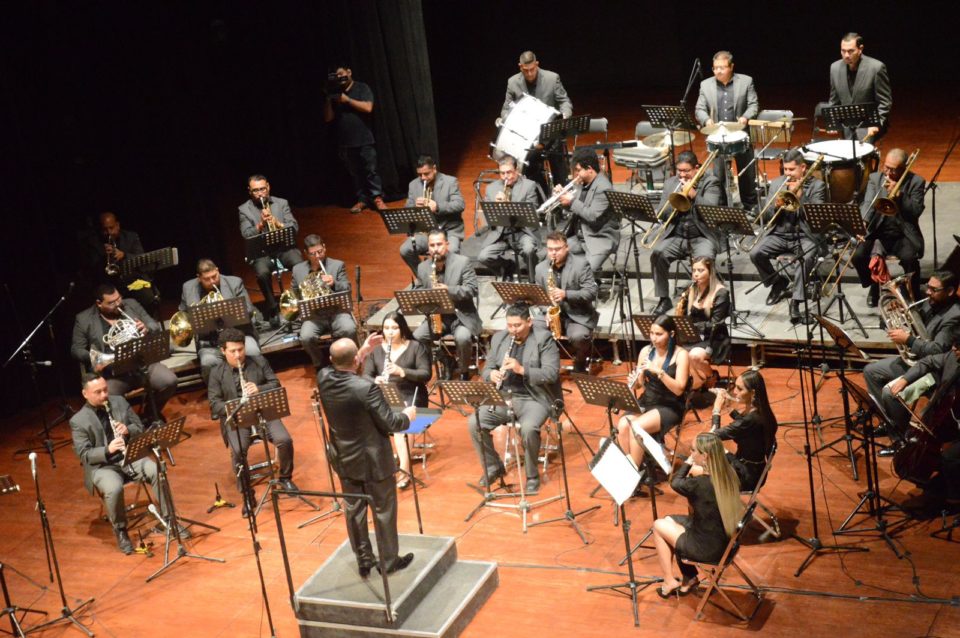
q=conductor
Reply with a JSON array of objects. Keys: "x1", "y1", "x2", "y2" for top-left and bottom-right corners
[{"x1": 317, "y1": 338, "x2": 417, "y2": 578}]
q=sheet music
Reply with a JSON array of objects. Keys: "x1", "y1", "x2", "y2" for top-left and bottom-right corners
[
  {"x1": 631, "y1": 425, "x2": 672, "y2": 475},
  {"x1": 589, "y1": 438, "x2": 641, "y2": 505}
]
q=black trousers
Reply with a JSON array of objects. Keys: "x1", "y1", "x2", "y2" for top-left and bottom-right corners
[
  {"x1": 340, "y1": 144, "x2": 383, "y2": 205},
  {"x1": 251, "y1": 249, "x2": 302, "y2": 315},
  {"x1": 224, "y1": 419, "x2": 294, "y2": 488},
  {"x1": 339, "y1": 473, "x2": 400, "y2": 569},
  {"x1": 852, "y1": 233, "x2": 921, "y2": 300}
]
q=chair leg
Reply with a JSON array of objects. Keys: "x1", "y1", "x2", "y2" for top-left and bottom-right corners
[{"x1": 753, "y1": 498, "x2": 781, "y2": 539}]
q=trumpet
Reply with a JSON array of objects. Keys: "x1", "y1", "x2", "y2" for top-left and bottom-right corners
[
  {"x1": 537, "y1": 177, "x2": 579, "y2": 216},
  {"x1": 867, "y1": 148, "x2": 920, "y2": 218},
  {"x1": 421, "y1": 179, "x2": 433, "y2": 205},
  {"x1": 744, "y1": 155, "x2": 823, "y2": 251},
  {"x1": 546, "y1": 259, "x2": 563, "y2": 340},
  {"x1": 169, "y1": 284, "x2": 224, "y2": 347},
  {"x1": 641, "y1": 150, "x2": 719, "y2": 250},
  {"x1": 105, "y1": 235, "x2": 120, "y2": 277},
  {"x1": 261, "y1": 197, "x2": 278, "y2": 232}
]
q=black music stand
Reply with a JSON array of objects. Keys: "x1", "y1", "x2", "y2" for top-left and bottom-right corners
[
  {"x1": 575, "y1": 374, "x2": 660, "y2": 627},
  {"x1": 287, "y1": 290, "x2": 352, "y2": 329},
  {"x1": 643, "y1": 105, "x2": 699, "y2": 172},
  {"x1": 244, "y1": 226, "x2": 297, "y2": 262},
  {"x1": 120, "y1": 246, "x2": 178, "y2": 318},
  {"x1": 489, "y1": 280, "x2": 552, "y2": 320},
  {"x1": 112, "y1": 329, "x2": 171, "y2": 426},
  {"x1": 396, "y1": 288, "x2": 457, "y2": 389},
  {"x1": 380, "y1": 383, "x2": 427, "y2": 533},
  {"x1": 822, "y1": 102, "x2": 880, "y2": 148},
  {"x1": 700, "y1": 204, "x2": 765, "y2": 338},
  {"x1": 379, "y1": 207, "x2": 435, "y2": 237},
  {"x1": 191, "y1": 297, "x2": 250, "y2": 337},
  {"x1": 606, "y1": 191, "x2": 652, "y2": 353},
  {"x1": 539, "y1": 114, "x2": 590, "y2": 146},
  {"x1": 806, "y1": 202, "x2": 868, "y2": 336},
  {"x1": 481, "y1": 201, "x2": 540, "y2": 283}
]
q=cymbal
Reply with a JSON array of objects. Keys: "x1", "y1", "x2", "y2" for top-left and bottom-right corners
[
  {"x1": 642, "y1": 130, "x2": 695, "y2": 148},
  {"x1": 700, "y1": 121, "x2": 745, "y2": 135}
]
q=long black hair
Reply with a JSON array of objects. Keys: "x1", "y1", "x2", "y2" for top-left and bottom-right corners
[
  {"x1": 648, "y1": 314, "x2": 677, "y2": 365},
  {"x1": 740, "y1": 369, "x2": 778, "y2": 454},
  {"x1": 383, "y1": 311, "x2": 414, "y2": 341}
]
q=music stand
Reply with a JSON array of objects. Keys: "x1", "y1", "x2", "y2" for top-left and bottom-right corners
[
  {"x1": 490, "y1": 281, "x2": 553, "y2": 320},
  {"x1": 191, "y1": 297, "x2": 250, "y2": 337},
  {"x1": 699, "y1": 204, "x2": 765, "y2": 338},
  {"x1": 298, "y1": 290, "x2": 353, "y2": 319},
  {"x1": 643, "y1": 105, "x2": 699, "y2": 171},
  {"x1": 606, "y1": 191, "x2": 653, "y2": 336},
  {"x1": 379, "y1": 207, "x2": 435, "y2": 237},
  {"x1": 822, "y1": 102, "x2": 880, "y2": 148},
  {"x1": 111, "y1": 330, "x2": 171, "y2": 427},
  {"x1": 574, "y1": 374, "x2": 659, "y2": 627},
  {"x1": 539, "y1": 114, "x2": 590, "y2": 146},
  {"x1": 121, "y1": 246, "x2": 178, "y2": 278},
  {"x1": 632, "y1": 314, "x2": 699, "y2": 346},
  {"x1": 481, "y1": 201, "x2": 540, "y2": 283},
  {"x1": 244, "y1": 226, "x2": 297, "y2": 262},
  {"x1": 806, "y1": 203, "x2": 868, "y2": 336}
]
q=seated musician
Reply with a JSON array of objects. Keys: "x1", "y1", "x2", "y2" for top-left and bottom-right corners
[
  {"x1": 556, "y1": 148, "x2": 619, "y2": 280},
  {"x1": 238, "y1": 174, "x2": 304, "y2": 328},
  {"x1": 70, "y1": 373, "x2": 174, "y2": 554},
  {"x1": 616, "y1": 315, "x2": 690, "y2": 471},
  {"x1": 179, "y1": 258, "x2": 260, "y2": 385},
  {"x1": 70, "y1": 283, "x2": 177, "y2": 424},
  {"x1": 399, "y1": 156, "x2": 466, "y2": 276},
  {"x1": 533, "y1": 231, "x2": 598, "y2": 373},
  {"x1": 886, "y1": 341, "x2": 960, "y2": 511},
  {"x1": 865, "y1": 271, "x2": 960, "y2": 431},
  {"x1": 680, "y1": 256, "x2": 730, "y2": 390},
  {"x1": 80, "y1": 211, "x2": 158, "y2": 314},
  {"x1": 291, "y1": 234, "x2": 357, "y2": 369},
  {"x1": 362, "y1": 311, "x2": 431, "y2": 489},
  {"x1": 650, "y1": 150, "x2": 722, "y2": 316},
  {"x1": 710, "y1": 370, "x2": 778, "y2": 491},
  {"x1": 207, "y1": 328, "x2": 297, "y2": 516},
  {"x1": 469, "y1": 303, "x2": 561, "y2": 495},
  {"x1": 852, "y1": 148, "x2": 925, "y2": 307},
  {"x1": 749, "y1": 148, "x2": 827, "y2": 324},
  {"x1": 478, "y1": 155, "x2": 540, "y2": 281},
  {"x1": 413, "y1": 229, "x2": 482, "y2": 380}
]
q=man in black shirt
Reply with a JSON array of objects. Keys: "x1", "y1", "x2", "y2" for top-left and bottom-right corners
[
  {"x1": 323, "y1": 64, "x2": 386, "y2": 214},
  {"x1": 81, "y1": 211, "x2": 158, "y2": 314}
]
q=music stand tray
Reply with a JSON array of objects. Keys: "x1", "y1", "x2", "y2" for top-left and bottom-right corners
[
  {"x1": 606, "y1": 191, "x2": 658, "y2": 225},
  {"x1": 191, "y1": 297, "x2": 250, "y2": 336},
  {"x1": 821, "y1": 103, "x2": 880, "y2": 133},
  {"x1": 299, "y1": 291, "x2": 353, "y2": 319},
  {"x1": 481, "y1": 201, "x2": 540, "y2": 229},
  {"x1": 395, "y1": 288, "x2": 456, "y2": 317},
  {"x1": 539, "y1": 114, "x2": 591, "y2": 145},
  {"x1": 379, "y1": 207, "x2": 435, "y2": 236},
  {"x1": 642, "y1": 105, "x2": 699, "y2": 132},
  {"x1": 491, "y1": 281, "x2": 553, "y2": 308},
  {"x1": 112, "y1": 330, "x2": 171, "y2": 376},
  {"x1": 245, "y1": 226, "x2": 297, "y2": 262},
  {"x1": 124, "y1": 416, "x2": 187, "y2": 466},
  {"x1": 804, "y1": 203, "x2": 865, "y2": 238},
  {"x1": 121, "y1": 246, "x2": 178, "y2": 277},
  {"x1": 815, "y1": 315, "x2": 871, "y2": 361},
  {"x1": 698, "y1": 205, "x2": 755, "y2": 237},
  {"x1": 225, "y1": 387, "x2": 291, "y2": 428},
  {"x1": 632, "y1": 314, "x2": 700, "y2": 346}
]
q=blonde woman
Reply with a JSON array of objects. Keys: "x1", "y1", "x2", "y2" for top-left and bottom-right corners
[
  {"x1": 679, "y1": 256, "x2": 729, "y2": 390},
  {"x1": 652, "y1": 432, "x2": 743, "y2": 597}
]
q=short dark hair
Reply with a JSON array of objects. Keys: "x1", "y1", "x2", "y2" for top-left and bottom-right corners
[
  {"x1": 427, "y1": 228, "x2": 447, "y2": 241},
  {"x1": 677, "y1": 150, "x2": 699, "y2": 167},
  {"x1": 218, "y1": 327, "x2": 246, "y2": 348},
  {"x1": 572, "y1": 149, "x2": 600, "y2": 173},
  {"x1": 197, "y1": 258, "x2": 217, "y2": 274},
  {"x1": 416, "y1": 155, "x2": 437, "y2": 169},
  {"x1": 841, "y1": 32, "x2": 863, "y2": 47},
  {"x1": 931, "y1": 270, "x2": 957, "y2": 293},
  {"x1": 519, "y1": 51, "x2": 537, "y2": 64},
  {"x1": 94, "y1": 283, "x2": 118, "y2": 302},
  {"x1": 545, "y1": 231, "x2": 568, "y2": 245},
  {"x1": 247, "y1": 174, "x2": 267, "y2": 186},
  {"x1": 304, "y1": 234, "x2": 325, "y2": 249},
  {"x1": 713, "y1": 50, "x2": 733, "y2": 65},
  {"x1": 505, "y1": 303, "x2": 531, "y2": 320},
  {"x1": 783, "y1": 148, "x2": 805, "y2": 165},
  {"x1": 81, "y1": 372, "x2": 103, "y2": 390},
  {"x1": 498, "y1": 155, "x2": 517, "y2": 169}
]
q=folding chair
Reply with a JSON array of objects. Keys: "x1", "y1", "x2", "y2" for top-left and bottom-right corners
[{"x1": 740, "y1": 443, "x2": 781, "y2": 540}]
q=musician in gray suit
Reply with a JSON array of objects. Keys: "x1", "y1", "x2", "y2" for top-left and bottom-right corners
[
  {"x1": 179, "y1": 258, "x2": 260, "y2": 384},
  {"x1": 534, "y1": 232, "x2": 598, "y2": 373},
  {"x1": 853, "y1": 148, "x2": 926, "y2": 306},
  {"x1": 71, "y1": 283, "x2": 177, "y2": 422},
  {"x1": 317, "y1": 338, "x2": 416, "y2": 577},
  {"x1": 70, "y1": 373, "x2": 171, "y2": 554},
  {"x1": 650, "y1": 150, "x2": 723, "y2": 316},
  {"x1": 865, "y1": 271, "x2": 960, "y2": 430},
  {"x1": 828, "y1": 32, "x2": 892, "y2": 142},
  {"x1": 399, "y1": 156, "x2": 466, "y2": 275},
  {"x1": 694, "y1": 51, "x2": 759, "y2": 209},
  {"x1": 291, "y1": 234, "x2": 357, "y2": 368},
  {"x1": 239, "y1": 174, "x2": 303, "y2": 327},
  {"x1": 557, "y1": 149, "x2": 619, "y2": 278},
  {"x1": 470, "y1": 303, "x2": 561, "y2": 494},
  {"x1": 479, "y1": 155, "x2": 541, "y2": 281},
  {"x1": 414, "y1": 229, "x2": 482, "y2": 380}
]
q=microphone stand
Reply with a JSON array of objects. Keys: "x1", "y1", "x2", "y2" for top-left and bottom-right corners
[
  {"x1": 924, "y1": 122, "x2": 960, "y2": 269},
  {"x1": 680, "y1": 58, "x2": 702, "y2": 108},
  {"x1": 26, "y1": 461, "x2": 95, "y2": 636}
]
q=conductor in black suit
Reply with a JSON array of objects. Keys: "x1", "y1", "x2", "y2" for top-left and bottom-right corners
[{"x1": 317, "y1": 338, "x2": 417, "y2": 577}]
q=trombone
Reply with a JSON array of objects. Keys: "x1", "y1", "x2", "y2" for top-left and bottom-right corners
[
  {"x1": 820, "y1": 234, "x2": 860, "y2": 298},
  {"x1": 865, "y1": 148, "x2": 920, "y2": 219},
  {"x1": 640, "y1": 149, "x2": 719, "y2": 250},
  {"x1": 743, "y1": 154, "x2": 823, "y2": 251}
]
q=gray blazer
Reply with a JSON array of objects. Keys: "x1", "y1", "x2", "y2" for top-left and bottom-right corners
[
  {"x1": 70, "y1": 395, "x2": 143, "y2": 493},
  {"x1": 405, "y1": 172, "x2": 466, "y2": 238},
  {"x1": 482, "y1": 176, "x2": 541, "y2": 246},
  {"x1": 483, "y1": 326, "x2": 562, "y2": 414},
  {"x1": 759, "y1": 175, "x2": 828, "y2": 240},
  {"x1": 829, "y1": 55, "x2": 892, "y2": 136},
  {"x1": 415, "y1": 252, "x2": 482, "y2": 335},
  {"x1": 565, "y1": 172, "x2": 620, "y2": 259},
  {"x1": 694, "y1": 74, "x2": 759, "y2": 125},
  {"x1": 238, "y1": 196, "x2": 298, "y2": 239},
  {"x1": 291, "y1": 257, "x2": 350, "y2": 294},
  {"x1": 861, "y1": 171, "x2": 925, "y2": 255},
  {"x1": 501, "y1": 68, "x2": 573, "y2": 120},
  {"x1": 534, "y1": 253, "x2": 599, "y2": 330},
  {"x1": 207, "y1": 354, "x2": 279, "y2": 443},
  {"x1": 910, "y1": 300, "x2": 960, "y2": 358},
  {"x1": 179, "y1": 274, "x2": 256, "y2": 345},
  {"x1": 70, "y1": 299, "x2": 158, "y2": 370},
  {"x1": 656, "y1": 174, "x2": 723, "y2": 245}
]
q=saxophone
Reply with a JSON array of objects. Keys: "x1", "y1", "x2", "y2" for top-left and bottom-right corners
[
  {"x1": 546, "y1": 259, "x2": 563, "y2": 340},
  {"x1": 430, "y1": 257, "x2": 444, "y2": 334},
  {"x1": 675, "y1": 283, "x2": 694, "y2": 317}
]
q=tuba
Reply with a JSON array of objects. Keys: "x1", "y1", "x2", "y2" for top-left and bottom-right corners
[
  {"x1": 279, "y1": 264, "x2": 332, "y2": 321},
  {"x1": 169, "y1": 285, "x2": 223, "y2": 347},
  {"x1": 545, "y1": 259, "x2": 563, "y2": 340},
  {"x1": 90, "y1": 305, "x2": 142, "y2": 369},
  {"x1": 878, "y1": 275, "x2": 929, "y2": 366}
]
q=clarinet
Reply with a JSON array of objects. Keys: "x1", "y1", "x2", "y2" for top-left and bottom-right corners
[{"x1": 489, "y1": 337, "x2": 518, "y2": 412}]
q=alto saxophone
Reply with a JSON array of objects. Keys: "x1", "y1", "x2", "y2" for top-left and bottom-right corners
[
  {"x1": 430, "y1": 257, "x2": 444, "y2": 335},
  {"x1": 546, "y1": 259, "x2": 563, "y2": 340}
]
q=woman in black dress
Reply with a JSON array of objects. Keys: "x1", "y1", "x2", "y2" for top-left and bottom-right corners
[
  {"x1": 711, "y1": 369, "x2": 778, "y2": 491},
  {"x1": 652, "y1": 432, "x2": 742, "y2": 597},
  {"x1": 361, "y1": 312, "x2": 431, "y2": 488},
  {"x1": 679, "y1": 256, "x2": 730, "y2": 390},
  {"x1": 616, "y1": 315, "x2": 690, "y2": 468}
]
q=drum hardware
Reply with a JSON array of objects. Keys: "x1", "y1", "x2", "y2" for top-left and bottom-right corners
[
  {"x1": 169, "y1": 285, "x2": 223, "y2": 347},
  {"x1": 705, "y1": 127, "x2": 750, "y2": 156},
  {"x1": 866, "y1": 149, "x2": 920, "y2": 218},
  {"x1": 492, "y1": 94, "x2": 560, "y2": 170},
  {"x1": 802, "y1": 140, "x2": 879, "y2": 203},
  {"x1": 640, "y1": 149, "x2": 719, "y2": 250},
  {"x1": 699, "y1": 121, "x2": 746, "y2": 136}
]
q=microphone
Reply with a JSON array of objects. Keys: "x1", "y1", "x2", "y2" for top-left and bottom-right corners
[
  {"x1": 29, "y1": 452, "x2": 37, "y2": 480},
  {"x1": 148, "y1": 504, "x2": 168, "y2": 530}
]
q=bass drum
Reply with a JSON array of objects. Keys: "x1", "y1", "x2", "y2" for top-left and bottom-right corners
[
  {"x1": 492, "y1": 94, "x2": 559, "y2": 170},
  {"x1": 802, "y1": 140, "x2": 878, "y2": 203}
]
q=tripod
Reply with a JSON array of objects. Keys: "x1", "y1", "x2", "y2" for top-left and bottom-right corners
[{"x1": 298, "y1": 390, "x2": 344, "y2": 529}]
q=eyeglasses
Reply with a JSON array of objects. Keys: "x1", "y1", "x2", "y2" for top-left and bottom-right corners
[
  {"x1": 927, "y1": 286, "x2": 945, "y2": 293},
  {"x1": 250, "y1": 186, "x2": 268, "y2": 193}
]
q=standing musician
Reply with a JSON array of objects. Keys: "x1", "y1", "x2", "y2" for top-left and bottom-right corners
[
  {"x1": 694, "y1": 50, "x2": 760, "y2": 210},
  {"x1": 470, "y1": 303, "x2": 561, "y2": 495},
  {"x1": 616, "y1": 315, "x2": 690, "y2": 472},
  {"x1": 80, "y1": 212, "x2": 157, "y2": 314},
  {"x1": 865, "y1": 271, "x2": 960, "y2": 428},
  {"x1": 291, "y1": 234, "x2": 357, "y2": 369},
  {"x1": 238, "y1": 174, "x2": 303, "y2": 328},
  {"x1": 534, "y1": 231, "x2": 598, "y2": 373},
  {"x1": 399, "y1": 156, "x2": 466, "y2": 276},
  {"x1": 317, "y1": 338, "x2": 417, "y2": 578},
  {"x1": 650, "y1": 150, "x2": 723, "y2": 316},
  {"x1": 679, "y1": 256, "x2": 730, "y2": 390},
  {"x1": 179, "y1": 258, "x2": 260, "y2": 384},
  {"x1": 556, "y1": 148, "x2": 619, "y2": 280},
  {"x1": 748, "y1": 148, "x2": 827, "y2": 324},
  {"x1": 478, "y1": 155, "x2": 541, "y2": 281},
  {"x1": 828, "y1": 32, "x2": 892, "y2": 142},
  {"x1": 70, "y1": 373, "x2": 173, "y2": 554},
  {"x1": 207, "y1": 328, "x2": 298, "y2": 516},
  {"x1": 710, "y1": 370, "x2": 779, "y2": 491},
  {"x1": 71, "y1": 283, "x2": 177, "y2": 423},
  {"x1": 413, "y1": 229, "x2": 482, "y2": 380},
  {"x1": 852, "y1": 148, "x2": 926, "y2": 307},
  {"x1": 362, "y1": 312, "x2": 431, "y2": 489}
]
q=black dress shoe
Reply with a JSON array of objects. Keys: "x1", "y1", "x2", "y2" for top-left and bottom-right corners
[
  {"x1": 378, "y1": 552, "x2": 415, "y2": 575},
  {"x1": 115, "y1": 528, "x2": 134, "y2": 554},
  {"x1": 525, "y1": 476, "x2": 540, "y2": 494},
  {"x1": 766, "y1": 277, "x2": 789, "y2": 306},
  {"x1": 478, "y1": 467, "x2": 505, "y2": 487},
  {"x1": 652, "y1": 298, "x2": 673, "y2": 316},
  {"x1": 279, "y1": 478, "x2": 299, "y2": 492},
  {"x1": 358, "y1": 561, "x2": 374, "y2": 578},
  {"x1": 789, "y1": 300, "x2": 802, "y2": 324}
]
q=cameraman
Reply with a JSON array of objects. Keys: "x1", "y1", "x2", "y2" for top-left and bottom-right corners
[{"x1": 323, "y1": 64, "x2": 386, "y2": 214}]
